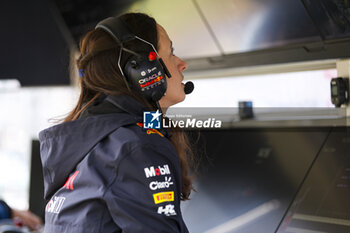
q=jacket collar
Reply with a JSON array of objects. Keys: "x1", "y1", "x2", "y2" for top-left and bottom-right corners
[
  {"x1": 105, "y1": 94, "x2": 146, "y2": 121},
  {"x1": 106, "y1": 95, "x2": 172, "y2": 138}
]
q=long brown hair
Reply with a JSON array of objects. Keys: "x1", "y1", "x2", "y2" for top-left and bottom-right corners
[{"x1": 64, "y1": 13, "x2": 194, "y2": 200}]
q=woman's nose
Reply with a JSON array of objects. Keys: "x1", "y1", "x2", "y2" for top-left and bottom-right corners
[{"x1": 178, "y1": 57, "x2": 187, "y2": 72}]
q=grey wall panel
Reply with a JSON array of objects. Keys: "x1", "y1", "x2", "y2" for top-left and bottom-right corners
[
  {"x1": 183, "y1": 128, "x2": 330, "y2": 233},
  {"x1": 277, "y1": 128, "x2": 350, "y2": 233}
]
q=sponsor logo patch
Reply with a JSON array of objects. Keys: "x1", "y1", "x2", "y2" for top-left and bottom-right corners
[
  {"x1": 158, "y1": 204, "x2": 177, "y2": 216},
  {"x1": 153, "y1": 191, "x2": 174, "y2": 204},
  {"x1": 139, "y1": 72, "x2": 164, "y2": 90},
  {"x1": 144, "y1": 164, "x2": 170, "y2": 178},
  {"x1": 136, "y1": 123, "x2": 164, "y2": 137},
  {"x1": 62, "y1": 170, "x2": 79, "y2": 190},
  {"x1": 149, "y1": 177, "x2": 174, "y2": 190},
  {"x1": 46, "y1": 196, "x2": 65, "y2": 214}
]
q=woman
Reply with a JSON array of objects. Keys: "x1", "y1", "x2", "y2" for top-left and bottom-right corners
[{"x1": 39, "y1": 12, "x2": 193, "y2": 233}]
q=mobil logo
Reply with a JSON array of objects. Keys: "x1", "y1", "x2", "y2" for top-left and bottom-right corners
[{"x1": 144, "y1": 164, "x2": 171, "y2": 178}]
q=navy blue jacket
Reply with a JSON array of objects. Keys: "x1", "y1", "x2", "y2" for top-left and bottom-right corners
[
  {"x1": 39, "y1": 95, "x2": 189, "y2": 233},
  {"x1": 0, "y1": 200, "x2": 11, "y2": 220}
]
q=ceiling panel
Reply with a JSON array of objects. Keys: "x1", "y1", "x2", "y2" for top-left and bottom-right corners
[
  {"x1": 128, "y1": 0, "x2": 221, "y2": 59},
  {"x1": 197, "y1": 0, "x2": 321, "y2": 54}
]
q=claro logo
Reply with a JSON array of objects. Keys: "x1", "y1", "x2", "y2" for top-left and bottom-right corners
[
  {"x1": 144, "y1": 164, "x2": 170, "y2": 178},
  {"x1": 149, "y1": 177, "x2": 174, "y2": 190}
]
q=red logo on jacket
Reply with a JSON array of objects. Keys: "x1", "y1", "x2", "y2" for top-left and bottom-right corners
[{"x1": 62, "y1": 170, "x2": 79, "y2": 190}]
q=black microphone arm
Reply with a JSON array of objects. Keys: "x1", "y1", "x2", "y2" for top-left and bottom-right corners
[{"x1": 184, "y1": 81, "x2": 194, "y2": 95}]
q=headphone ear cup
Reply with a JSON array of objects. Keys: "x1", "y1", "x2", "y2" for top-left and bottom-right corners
[{"x1": 124, "y1": 53, "x2": 167, "y2": 101}]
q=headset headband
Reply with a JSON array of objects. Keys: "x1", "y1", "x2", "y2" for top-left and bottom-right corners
[{"x1": 95, "y1": 17, "x2": 135, "y2": 44}]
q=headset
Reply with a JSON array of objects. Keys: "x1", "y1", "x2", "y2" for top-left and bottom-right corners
[{"x1": 95, "y1": 16, "x2": 171, "y2": 103}]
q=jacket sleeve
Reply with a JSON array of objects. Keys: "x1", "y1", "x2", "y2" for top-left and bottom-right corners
[
  {"x1": 0, "y1": 200, "x2": 12, "y2": 220},
  {"x1": 104, "y1": 143, "x2": 189, "y2": 233}
]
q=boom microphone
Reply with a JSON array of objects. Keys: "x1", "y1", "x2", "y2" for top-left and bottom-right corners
[{"x1": 184, "y1": 81, "x2": 194, "y2": 95}]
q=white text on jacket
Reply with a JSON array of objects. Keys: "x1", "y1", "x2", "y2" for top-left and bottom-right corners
[
  {"x1": 149, "y1": 176, "x2": 174, "y2": 190},
  {"x1": 158, "y1": 204, "x2": 177, "y2": 216},
  {"x1": 144, "y1": 164, "x2": 171, "y2": 178},
  {"x1": 46, "y1": 196, "x2": 65, "y2": 214}
]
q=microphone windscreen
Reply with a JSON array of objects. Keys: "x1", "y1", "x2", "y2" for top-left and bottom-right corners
[{"x1": 184, "y1": 81, "x2": 194, "y2": 95}]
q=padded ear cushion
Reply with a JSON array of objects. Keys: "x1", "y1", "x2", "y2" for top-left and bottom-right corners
[{"x1": 124, "y1": 53, "x2": 167, "y2": 101}]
